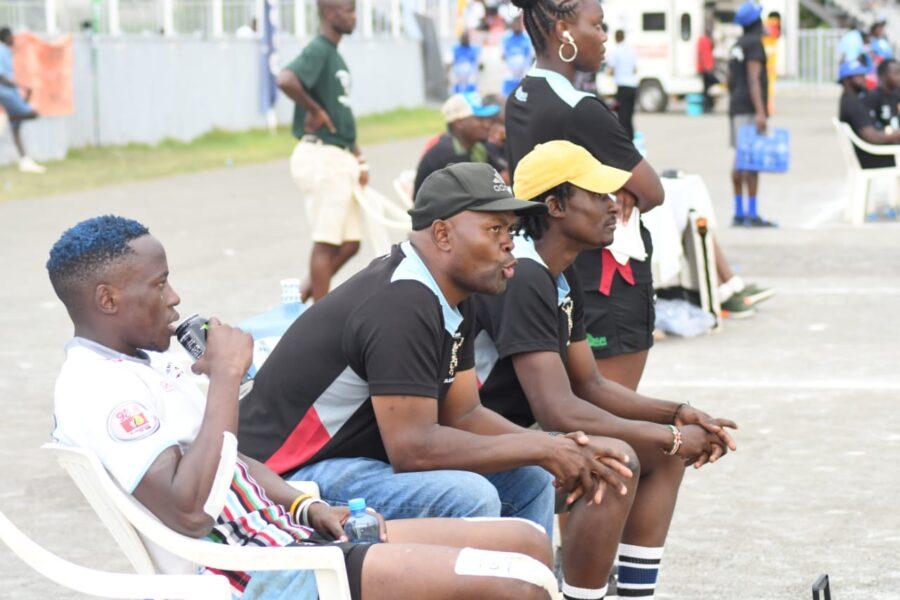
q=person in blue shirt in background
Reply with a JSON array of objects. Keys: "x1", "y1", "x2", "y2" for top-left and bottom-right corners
[
  {"x1": 0, "y1": 27, "x2": 45, "y2": 173},
  {"x1": 452, "y1": 31, "x2": 481, "y2": 93},
  {"x1": 502, "y1": 15, "x2": 533, "y2": 97},
  {"x1": 870, "y1": 17, "x2": 893, "y2": 62}
]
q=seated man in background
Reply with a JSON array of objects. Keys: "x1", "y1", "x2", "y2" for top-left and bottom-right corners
[
  {"x1": 866, "y1": 58, "x2": 900, "y2": 132},
  {"x1": 413, "y1": 92, "x2": 505, "y2": 196},
  {"x1": 473, "y1": 142, "x2": 738, "y2": 600},
  {"x1": 48, "y1": 215, "x2": 559, "y2": 600},
  {"x1": 839, "y1": 58, "x2": 900, "y2": 169}
]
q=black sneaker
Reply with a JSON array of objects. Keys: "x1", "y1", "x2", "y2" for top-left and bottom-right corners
[
  {"x1": 731, "y1": 215, "x2": 748, "y2": 227},
  {"x1": 746, "y1": 216, "x2": 778, "y2": 227}
]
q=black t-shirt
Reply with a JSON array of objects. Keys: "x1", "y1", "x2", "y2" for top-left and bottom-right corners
[
  {"x1": 472, "y1": 237, "x2": 586, "y2": 428},
  {"x1": 865, "y1": 86, "x2": 900, "y2": 130},
  {"x1": 505, "y1": 68, "x2": 653, "y2": 290},
  {"x1": 238, "y1": 242, "x2": 475, "y2": 474},
  {"x1": 413, "y1": 133, "x2": 505, "y2": 197},
  {"x1": 840, "y1": 88, "x2": 897, "y2": 169},
  {"x1": 727, "y1": 29, "x2": 769, "y2": 116}
]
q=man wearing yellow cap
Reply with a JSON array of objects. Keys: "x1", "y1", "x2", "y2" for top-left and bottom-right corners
[{"x1": 471, "y1": 141, "x2": 739, "y2": 600}]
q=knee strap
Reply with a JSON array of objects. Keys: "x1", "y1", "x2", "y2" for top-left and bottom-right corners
[
  {"x1": 454, "y1": 547, "x2": 558, "y2": 596},
  {"x1": 461, "y1": 516, "x2": 547, "y2": 535}
]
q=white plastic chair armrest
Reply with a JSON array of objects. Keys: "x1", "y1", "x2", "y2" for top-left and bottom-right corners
[
  {"x1": 287, "y1": 480, "x2": 320, "y2": 498},
  {"x1": 0, "y1": 510, "x2": 232, "y2": 600},
  {"x1": 835, "y1": 118, "x2": 900, "y2": 155}
]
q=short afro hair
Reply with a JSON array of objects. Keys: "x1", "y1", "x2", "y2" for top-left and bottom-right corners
[{"x1": 47, "y1": 215, "x2": 150, "y2": 308}]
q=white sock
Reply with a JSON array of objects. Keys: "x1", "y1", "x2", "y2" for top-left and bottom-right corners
[
  {"x1": 718, "y1": 275, "x2": 745, "y2": 302},
  {"x1": 562, "y1": 581, "x2": 608, "y2": 599}
]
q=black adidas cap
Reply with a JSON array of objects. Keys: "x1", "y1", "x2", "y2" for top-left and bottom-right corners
[{"x1": 409, "y1": 163, "x2": 547, "y2": 231}]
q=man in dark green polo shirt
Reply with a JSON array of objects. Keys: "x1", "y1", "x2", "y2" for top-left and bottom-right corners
[{"x1": 277, "y1": 0, "x2": 368, "y2": 302}]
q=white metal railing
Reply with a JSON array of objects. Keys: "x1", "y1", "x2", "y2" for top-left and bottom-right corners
[
  {"x1": 0, "y1": 0, "x2": 50, "y2": 33},
  {"x1": 797, "y1": 28, "x2": 845, "y2": 85},
  {"x1": 1, "y1": 0, "x2": 458, "y2": 39}
]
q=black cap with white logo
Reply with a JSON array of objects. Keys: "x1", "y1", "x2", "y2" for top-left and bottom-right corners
[{"x1": 409, "y1": 162, "x2": 547, "y2": 231}]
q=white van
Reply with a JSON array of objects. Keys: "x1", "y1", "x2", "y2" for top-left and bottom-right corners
[{"x1": 598, "y1": 0, "x2": 797, "y2": 112}]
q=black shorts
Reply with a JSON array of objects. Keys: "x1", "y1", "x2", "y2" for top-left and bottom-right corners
[
  {"x1": 582, "y1": 280, "x2": 655, "y2": 359},
  {"x1": 306, "y1": 532, "x2": 374, "y2": 600}
]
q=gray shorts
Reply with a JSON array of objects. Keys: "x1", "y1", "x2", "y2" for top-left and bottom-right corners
[{"x1": 729, "y1": 113, "x2": 756, "y2": 148}]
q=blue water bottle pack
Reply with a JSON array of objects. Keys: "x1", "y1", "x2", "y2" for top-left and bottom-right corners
[
  {"x1": 238, "y1": 279, "x2": 307, "y2": 378},
  {"x1": 734, "y1": 124, "x2": 790, "y2": 173}
]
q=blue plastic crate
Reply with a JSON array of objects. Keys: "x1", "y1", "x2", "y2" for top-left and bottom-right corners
[{"x1": 734, "y1": 124, "x2": 790, "y2": 173}]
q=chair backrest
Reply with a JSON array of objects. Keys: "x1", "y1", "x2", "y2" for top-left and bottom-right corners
[
  {"x1": 42, "y1": 443, "x2": 194, "y2": 576},
  {"x1": 0, "y1": 506, "x2": 231, "y2": 599},
  {"x1": 832, "y1": 117, "x2": 864, "y2": 171}
]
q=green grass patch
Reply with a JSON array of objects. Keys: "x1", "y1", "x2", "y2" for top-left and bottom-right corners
[{"x1": 0, "y1": 106, "x2": 442, "y2": 202}]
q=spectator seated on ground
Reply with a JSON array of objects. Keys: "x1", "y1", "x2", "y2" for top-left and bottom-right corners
[
  {"x1": 839, "y1": 58, "x2": 900, "y2": 170},
  {"x1": 46, "y1": 215, "x2": 560, "y2": 600},
  {"x1": 413, "y1": 92, "x2": 504, "y2": 196}
]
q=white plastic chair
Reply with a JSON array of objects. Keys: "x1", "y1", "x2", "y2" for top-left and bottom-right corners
[
  {"x1": 43, "y1": 443, "x2": 351, "y2": 600},
  {"x1": 354, "y1": 185, "x2": 413, "y2": 256},
  {"x1": 832, "y1": 117, "x2": 900, "y2": 225},
  {"x1": 0, "y1": 506, "x2": 231, "y2": 599},
  {"x1": 392, "y1": 169, "x2": 416, "y2": 209}
]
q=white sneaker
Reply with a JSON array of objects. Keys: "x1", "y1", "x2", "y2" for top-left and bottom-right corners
[{"x1": 19, "y1": 157, "x2": 47, "y2": 174}]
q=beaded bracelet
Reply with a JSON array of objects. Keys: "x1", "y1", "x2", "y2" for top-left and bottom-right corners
[{"x1": 664, "y1": 424, "x2": 683, "y2": 456}]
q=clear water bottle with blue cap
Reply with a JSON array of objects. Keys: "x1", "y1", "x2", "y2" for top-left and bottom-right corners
[{"x1": 343, "y1": 498, "x2": 380, "y2": 543}]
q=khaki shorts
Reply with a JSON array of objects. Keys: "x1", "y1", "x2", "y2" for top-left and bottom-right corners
[
  {"x1": 290, "y1": 140, "x2": 362, "y2": 246},
  {"x1": 729, "y1": 113, "x2": 756, "y2": 149}
]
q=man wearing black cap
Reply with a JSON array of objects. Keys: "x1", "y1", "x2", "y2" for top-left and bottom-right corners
[{"x1": 239, "y1": 163, "x2": 634, "y2": 535}]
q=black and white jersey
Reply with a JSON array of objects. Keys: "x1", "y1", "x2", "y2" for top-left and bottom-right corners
[
  {"x1": 505, "y1": 67, "x2": 653, "y2": 290},
  {"x1": 238, "y1": 242, "x2": 475, "y2": 475},
  {"x1": 472, "y1": 235, "x2": 586, "y2": 428}
]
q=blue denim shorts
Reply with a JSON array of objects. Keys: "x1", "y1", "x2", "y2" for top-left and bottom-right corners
[{"x1": 0, "y1": 86, "x2": 34, "y2": 118}]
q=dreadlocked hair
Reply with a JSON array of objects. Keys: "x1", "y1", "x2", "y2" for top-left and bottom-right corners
[
  {"x1": 520, "y1": 182, "x2": 572, "y2": 241},
  {"x1": 511, "y1": 0, "x2": 579, "y2": 54}
]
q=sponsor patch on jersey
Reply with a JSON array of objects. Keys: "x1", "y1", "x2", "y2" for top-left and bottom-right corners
[{"x1": 107, "y1": 401, "x2": 160, "y2": 442}]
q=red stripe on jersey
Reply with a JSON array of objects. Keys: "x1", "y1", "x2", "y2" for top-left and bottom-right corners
[{"x1": 264, "y1": 407, "x2": 331, "y2": 475}]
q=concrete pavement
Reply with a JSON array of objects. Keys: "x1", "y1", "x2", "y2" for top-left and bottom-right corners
[{"x1": 1, "y1": 92, "x2": 898, "y2": 599}]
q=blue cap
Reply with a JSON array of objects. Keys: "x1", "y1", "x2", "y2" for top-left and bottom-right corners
[
  {"x1": 464, "y1": 92, "x2": 500, "y2": 117},
  {"x1": 734, "y1": 2, "x2": 763, "y2": 27},
  {"x1": 348, "y1": 498, "x2": 367, "y2": 511},
  {"x1": 838, "y1": 59, "x2": 869, "y2": 81},
  {"x1": 442, "y1": 91, "x2": 500, "y2": 122}
]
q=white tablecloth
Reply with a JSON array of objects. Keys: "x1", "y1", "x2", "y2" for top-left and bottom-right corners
[{"x1": 642, "y1": 174, "x2": 718, "y2": 288}]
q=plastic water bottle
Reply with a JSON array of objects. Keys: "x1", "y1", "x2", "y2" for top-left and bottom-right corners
[
  {"x1": 238, "y1": 279, "x2": 308, "y2": 375},
  {"x1": 343, "y1": 498, "x2": 381, "y2": 543}
]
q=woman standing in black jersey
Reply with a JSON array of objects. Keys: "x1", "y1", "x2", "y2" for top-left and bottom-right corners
[
  {"x1": 503, "y1": 1, "x2": 700, "y2": 599},
  {"x1": 505, "y1": 0, "x2": 665, "y2": 393}
]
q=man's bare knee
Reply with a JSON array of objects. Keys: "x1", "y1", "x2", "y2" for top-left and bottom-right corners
[
  {"x1": 507, "y1": 519, "x2": 553, "y2": 567},
  {"x1": 608, "y1": 438, "x2": 641, "y2": 481}
]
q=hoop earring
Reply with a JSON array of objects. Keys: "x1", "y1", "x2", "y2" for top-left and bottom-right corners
[{"x1": 559, "y1": 39, "x2": 578, "y2": 63}]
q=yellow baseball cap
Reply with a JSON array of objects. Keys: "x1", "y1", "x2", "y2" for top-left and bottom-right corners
[{"x1": 513, "y1": 140, "x2": 632, "y2": 201}]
